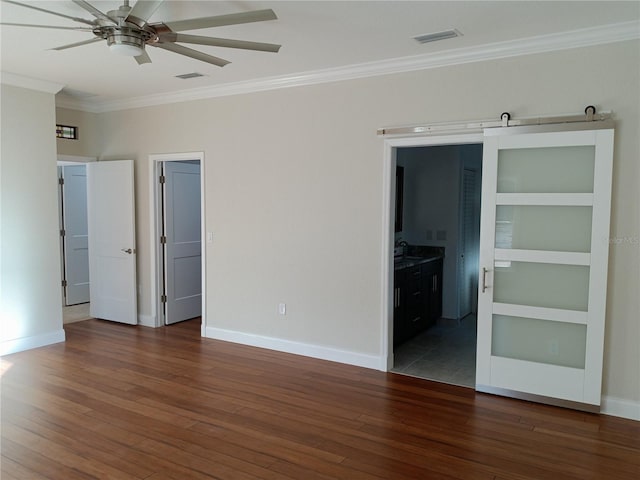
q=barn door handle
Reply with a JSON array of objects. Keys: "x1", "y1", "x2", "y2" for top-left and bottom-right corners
[
  {"x1": 482, "y1": 267, "x2": 489, "y2": 293},
  {"x1": 121, "y1": 248, "x2": 133, "y2": 254}
]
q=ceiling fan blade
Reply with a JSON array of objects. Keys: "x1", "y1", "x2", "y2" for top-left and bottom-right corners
[
  {"x1": 152, "y1": 43, "x2": 229, "y2": 67},
  {"x1": 161, "y1": 33, "x2": 280, "y2": 53},
  {"x1": 2, "y1": 0, "x2": 95, "y2": 26},
  {"x1": 71, "y1": 0, "x2": 116, "y2": 25},
  {"x1": 135, "y1": 50, "x2": 152, "y2": 65},
  {"x1": 51, "y1": 37, "x2": 102, "y2": 51},
  {"x1": 165, "y1": 9, "x2": 277, "y2": 32},
  {"x1": 127, "y1": 0, "x2": 164, "y2": 26},
  {"x1": 0, "y1": 22, "x2": 93, "y2": 31}
]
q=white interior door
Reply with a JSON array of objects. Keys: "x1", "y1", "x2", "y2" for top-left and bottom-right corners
[
  {"x1": 163, "y1": 161, "x2": 201, "y2": 324},
  {"x1": 61, "y1": 165, "x2": 90, "y2": 305},
  {"x1": 87, "y1": 160, "x2": 137, "y2": 325},
  {"x1": 476, "y1": 125, "x2": 614, "y2": 408}
]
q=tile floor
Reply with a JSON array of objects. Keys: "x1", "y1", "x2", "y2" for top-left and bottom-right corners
[
  {"x1": 392, "y1": 314, "x2": 477, "y2": 388},
  {"x1": 63, "y1": 302, "x2": 91, "y2": 324}
]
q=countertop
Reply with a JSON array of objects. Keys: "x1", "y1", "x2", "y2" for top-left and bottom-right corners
[{"x1": 394, "y1": 255, "x2": 443, "y2": 270}]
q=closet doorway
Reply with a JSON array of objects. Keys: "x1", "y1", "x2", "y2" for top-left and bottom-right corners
[{"x1": 151, "y1": 152, "x2": 205, "y2": 328}]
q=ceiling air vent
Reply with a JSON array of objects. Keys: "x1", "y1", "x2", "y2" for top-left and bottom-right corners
[
  {"x1": 414, "y1": 29, "x2": 462, "y2": 44},
  {"x1": 175, "y1": 72, "x2": 205, "y2": 80}
]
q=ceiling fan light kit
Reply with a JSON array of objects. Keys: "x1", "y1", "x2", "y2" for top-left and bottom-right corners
[
  {"x1": 107, "y1": 31, "x2": 146, "y2": 56},
  {"x1": 1, "y1": 0, "x2": 281, "y2": 66}
]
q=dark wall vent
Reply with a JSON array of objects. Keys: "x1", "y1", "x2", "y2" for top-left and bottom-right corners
[
  {"x1": 175, "y1": 72, "x2": 205, "y2": 80},
  {"x1": 414, "y1": 29, "x2": 462, "y2": 44}
]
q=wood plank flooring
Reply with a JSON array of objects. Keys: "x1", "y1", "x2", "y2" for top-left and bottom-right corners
[{"x1": 2, "y1": 318, "x2": 638, "y2": 480}]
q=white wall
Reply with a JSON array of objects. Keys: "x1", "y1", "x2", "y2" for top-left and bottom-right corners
[
  {"x1": 59, "y1": 40, "x2": 638, "y2": 414},
  {"x1": 56, "y1": 107, "x2": 100, "y2": 158},
  {"x1": 1, "y1": 84, "x2": 65, "y2": 354}
]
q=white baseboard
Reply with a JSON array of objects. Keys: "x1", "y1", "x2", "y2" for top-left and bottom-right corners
[
  {"x1": 205, "y1": 327, "x2": 387, "y2": 371},
  {"x1": 0, "y1": 329, "x2": 66, "y2": 356},
  {"x1": 601, "y1": 395, "x2": 640, "y2": 421},
  {"x1": 138, "y1": 314, "x2": 157, "y2": 328}
]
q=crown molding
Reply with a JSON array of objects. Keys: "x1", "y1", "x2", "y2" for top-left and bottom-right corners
[
  {"x1": 2, "y1": 72, "x2": 64, "y2": 94},
  {"x1": 57, "y1": 20, "x2": 639, "y2": 113}
]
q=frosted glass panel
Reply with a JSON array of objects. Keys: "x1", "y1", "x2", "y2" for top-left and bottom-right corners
[
  {"x1": 493, "y1": 262, "x2": 589, "y2": 311},
  {"x1": 495, "y1": 206, "x2": 592, "y2": 252},
  {"x1": 498, "y1": 146, "x2": 595, "y2": 193},
  {"x1": 492, "y1": 315, "x2": 586, "y2": 368}
]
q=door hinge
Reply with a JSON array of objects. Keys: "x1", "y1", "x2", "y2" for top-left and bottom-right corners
[
  {"x1": 58, "y1": 177, "x2": 64, "y2": 185},
  {"x1": 161, "y1": 295, "x2": 167, "y2": 303},
  {"x1": 62, "y1": 280, "x2": 67, "y2": 287},
  {"x1": 160, "y1": 235, "x2": 166, "y2": 244},
  {"x1": 60, "y1": 229, "x2": 65, "y2": 237},
  {"x1": 159, "y1": 175, "x2": 166, "y2": 184}
]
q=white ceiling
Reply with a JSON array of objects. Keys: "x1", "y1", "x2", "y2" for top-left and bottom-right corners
[{"x1": 1, "y1": 1, "x2": 639, "y2": 110}]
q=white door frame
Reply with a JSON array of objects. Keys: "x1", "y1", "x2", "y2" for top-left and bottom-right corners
[
  {"x1": 381, "y1": 133, "x2": 484, "y2": 370},
  {"x1": 149, "y1": 152, "x2": 206, "y2": 334}
]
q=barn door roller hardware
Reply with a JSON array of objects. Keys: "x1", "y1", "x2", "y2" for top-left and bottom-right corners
[{"x1": 378, "y1": 105, "x2": 611, "y2": 136}]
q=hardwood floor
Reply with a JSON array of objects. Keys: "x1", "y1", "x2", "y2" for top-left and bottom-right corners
[{"x1": 2, "y1": 319, "x2": 638, "y2": 480}]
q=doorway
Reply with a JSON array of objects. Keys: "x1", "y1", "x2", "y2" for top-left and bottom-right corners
[
  {"x1": 57, "y1": 156, "x2": 95, "y2": 324},
  {"x1": 383, "y1": 134, "x2": 483, "y2": 387},
  {"x1": 151, "y1": 152, "x2": 205, "y2": 328}
]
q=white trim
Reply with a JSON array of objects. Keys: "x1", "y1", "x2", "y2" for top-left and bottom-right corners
[
  {"x1": 583, "y1": 129, "x2": 615, "y2": 404},
  {"x1": 57, "y1": 21, "x2": 639, "y2": 113},
  {"x1": 601, "y1": 396, "x2": 640, "y2": 421},
  {"x1": 205, "y1": 327, "x2": 386, "y2": 371},
  {"x1": 137, "y1": 314, "x2": 156, "y2": 328},
  {"x1": 490, "y1": 356, "x2": 588, "y2": 403},
  {"x1": 381, "y1": 138, "x2": 396, "y2": 371},
  {"x1": 57, "y1": 155, "x2": 97, "y2": 164},
  {"x1": 494, "y1": 249, "x2": 591, "y2": 266},
  {"x1": 496, "y1": 193, "x2": 594, "y2": 206},
  {"x1": 476, "y1": 135, "x2": 500, "y2": 386},
  {"x1": 148, "y1": 152, "x2": 206, "y2": 332},
  {"x1": 493, "y1": 303, "x2": 588, "y2": 325},
  {"x1": 476, "y1": 384, "x2": 599, "y2": 413},
  {"x1": 492, "y1": 129, "x2": 601, "y2": 148},
  {"x1": 381, "y1": 133, "x2": 484, "y2": 371},
  {"x1": 1, "y1": 72, "x2": 64, "y2": 94},
  {"x1": 0, "y1": 329, "x2": 66, "y2": 356}
]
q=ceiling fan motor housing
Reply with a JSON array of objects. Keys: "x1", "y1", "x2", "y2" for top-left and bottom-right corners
[{"x1": 104, "y1": 27, "x2": 150, "y2": 56}]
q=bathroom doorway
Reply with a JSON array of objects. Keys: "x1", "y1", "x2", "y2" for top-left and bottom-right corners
[{"x1": 389, "y1": 141, "x2": 482, "y2": 387}]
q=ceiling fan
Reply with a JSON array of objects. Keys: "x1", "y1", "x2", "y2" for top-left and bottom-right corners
[{"x1": 0, "y1": 0, "x2": 281, "y2": 66}]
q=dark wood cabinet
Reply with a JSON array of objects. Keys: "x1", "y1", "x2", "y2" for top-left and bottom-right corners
[
  {"x1": 424, "y1": 258, "x2": 443, "y2": 323},
  {"x1": 393, "y1": 257, "x2": 443, "y2": 347}
]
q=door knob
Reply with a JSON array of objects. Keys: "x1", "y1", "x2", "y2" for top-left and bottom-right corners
[{"x1": 121, "y1": 248, "x2": 133, "y2": 254}]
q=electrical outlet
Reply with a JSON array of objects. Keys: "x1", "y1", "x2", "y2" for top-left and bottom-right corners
[{"x1": 278, "y1": 303, "x2": 286, "y2": 315}]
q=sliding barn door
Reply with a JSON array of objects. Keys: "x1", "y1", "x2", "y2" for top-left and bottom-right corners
[{"x1": 476, "y1": 125, "x2": 614, "y2": 408}]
